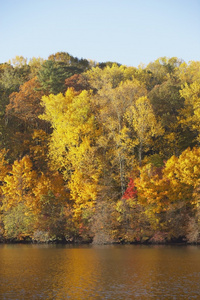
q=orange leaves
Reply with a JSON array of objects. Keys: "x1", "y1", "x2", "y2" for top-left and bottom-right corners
[
  {"x1": 32, "y1": 171, "x2": 68, "y2": 214},
  {"x1": 6, "y1": 77, "x2": 44, "y2": 123}
]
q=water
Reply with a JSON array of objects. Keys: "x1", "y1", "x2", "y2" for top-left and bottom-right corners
[{"x1": 0, "y1": 244, "x2": 199, "y2": 299}]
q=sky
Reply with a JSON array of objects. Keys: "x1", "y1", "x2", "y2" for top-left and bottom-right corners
[{"x1": 0, "y1": 0, "x2": 200, "y2": 67}]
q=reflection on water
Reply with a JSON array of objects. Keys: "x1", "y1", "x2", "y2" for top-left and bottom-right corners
[{"x1": 0, "y1": 244, "x2": 200, "y2": 299}]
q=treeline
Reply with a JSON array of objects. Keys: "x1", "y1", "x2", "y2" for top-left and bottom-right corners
[{"x1": 0, "y1": 52, "x2": 200, "y2": 244}]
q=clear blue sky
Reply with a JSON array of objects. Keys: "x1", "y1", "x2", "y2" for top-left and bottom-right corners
[{"x1": 0, "y1": 0, "x2": 200, "y2": 67}]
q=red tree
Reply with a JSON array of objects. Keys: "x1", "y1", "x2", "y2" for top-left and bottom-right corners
[{"x1": 122, "y1": 178, "x2": 137, "y2": 199}]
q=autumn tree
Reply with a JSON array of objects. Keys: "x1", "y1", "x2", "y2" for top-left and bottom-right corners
[
  {"x1": 146, "y1": 57, "x2": 183, "y2": 89},
  {"x1": 126, "y1": 96, "x2": 164, "y2": 164},
  {"x1": 3, "y1": 203, "x2": 35, "y2": 241},
  {"x1": 48, "y1": 51, "x2": 90, "y2": 70},
  {"x1": 114, "y1": 179, "x2": 150, "y2": 243},
  {"x1": 0, "y1": 149, "x2": 9, "y2": 197},
  {"x1": 6, "y1": 77, "x2": 45, "y2": 126},
  {"x1": 0, "y1": 61, "x2": 31, "y2": 149},
  {"x1": 179, "y1": 81, "x2": 200, "y2": 143},
  {"x1": 91, "y1": 78, "x2": 146, "y2": 198},
  {"x1": 177, "y1": 60, "x2": 200, "y2": 85},
  {"x1": 85, "y1": 63, "x2": 137, "y2": 91},
  {"x1": 28, "y1": 57, "x2": 44, "y2": 78},
  {"x1": 31, "y1": 170, "x2": 69, "y2": 242},
  {"x1": 0, "y1": 53, "x2": 199, "y2": 243},
  {"x1": 1, "y1": 156, "x2": 37, "y2": 212},
  {"x1": 40, "y1": 88, "x2": 101, "y2": 217},
  {"x1": 1, "y1": 156, "x2": 37, "y2": 240},
  {"x1": 29, "y1": 129, "x2": 49, "y2": 172},
  {"x1": 6, "y1": 56, "x2": 30, "y2": 86},
  {"x1": 65, "y1": 74, "x2": 89, "y2": 91},
  {"x1": 135, "y1": 147, "x2": 200, "y2": 242},
  {"x1": 4, "y1": 77, "x2": 48, "y2": 160}
]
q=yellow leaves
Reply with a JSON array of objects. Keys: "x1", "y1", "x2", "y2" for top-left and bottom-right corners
[
  {"x1": 177, "y1": 61, "x2": 200, "y2": 84},
  {"x1": 85, "y1": 63, "x2": 136, "y2": 90},
  {"x1": 126, "y1": 96, "x2": 164, "y2": 142},
  {"x1": 125, "y1": 96, "x2": 164, "y2": 162},
  {"x1": 180, "y1": 81, "x2": 200, "y2": 107},
  {"x1": 0, "y1": 149, "x2": 9, "y2": 186},
  {"x1": 167, "y1": 147, "x2": 200, "y2": 188},
  {"x1": 136, "y1": 147, "x2": 200, "y2": 218},
  {"x1": 40, "y1": 87, "x2": 100, "y2": 214},
  {"x1": 1, "y1": 156, "x2": 37, "y2": 212},
  {"x1": 69, "y1": 168, "x2": 98, "y2": 218},
  {"x1": 179, "y1": 81, "x2": 200, "y2": 141},
  {"x1": 40, "y1": 92, "x2": 67, "y2": 124},
  {"x1": 1, "y1": 153, "x2": 68, "y2": 216}
]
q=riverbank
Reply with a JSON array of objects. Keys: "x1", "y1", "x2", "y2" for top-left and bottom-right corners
[{"x1": 0, "y1": 237, "x2": 199, "y2": 245}]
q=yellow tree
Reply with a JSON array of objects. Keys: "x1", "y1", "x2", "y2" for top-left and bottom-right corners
[
  {"x1": 1, "y1": 156, "x2": 37, "y2": 240},
  {"x1": 135, "y1": 147, "x2": 200, "y2": 241},
  {"x1": 179, "y1": 81, "x2": 200, "y2": 143},
  {"x1": 32, "y1": 171, "x2": 68, "y2": 215},
  {"x1": 177, "y1": 61, "x2": 200, "y2": 85},
  {"x1": 0, "y1": 149, "x2": 9, "y2": 236},
  {"x1": 85, "y1": 63, "x2": 136, "y2": 91},
  {"x1": 137, "y1": 147, "x2": 200, "y2": 211},
  {"x1": 92, "y1": 78, "x2": 146, "y2": 196},
  {"x1": 126, "y1": 96, "x2": 164, "y2": 164},
  {"x1": 28, "y1": 57, "x2": 44, "y2": 78},
  {"x1": 8, "y1": 56, "x2": 28, "y2": 68},
  {"x1": 1, "y1": 156, "x2": 37, "y2": 211},
  {"x1": 0, "y1": 149, "x2": 9, "y2": 194},
  {"x1": 30, "y1": 170, "x2": 70, "y2": 241},
  {"x1": 40, "y1": 88, "x2": 101, "y2": 216}
]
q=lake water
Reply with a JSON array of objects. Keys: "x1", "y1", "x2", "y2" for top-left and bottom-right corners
[{"x1": 0, "y1": 244, "x2": 199, "y2": 299}]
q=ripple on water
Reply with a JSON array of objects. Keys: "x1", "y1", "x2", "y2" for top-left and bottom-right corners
[{"x1": 0, "y1": 244, "x2": 200, "y2": 299}]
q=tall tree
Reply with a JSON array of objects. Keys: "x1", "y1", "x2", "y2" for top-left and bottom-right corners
[
  {"x1": 126, "y1": 96, "x2": 164, "y2": 164},
  {"x1": 94, "y1": 79, "x2": 146, "y2": 196},
  {"x1": 40, "y1": 88, "x2": 100, "y2": 217},
  {"x1": 179, "y1": 81, "x2": 200, "y2": 143}
]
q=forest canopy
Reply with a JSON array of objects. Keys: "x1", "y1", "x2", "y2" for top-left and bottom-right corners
[{"x1": 0, "y1": 52, "x2": 200, "y2": 244}]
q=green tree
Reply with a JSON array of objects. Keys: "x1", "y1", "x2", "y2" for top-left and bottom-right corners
[
  {"x1": 37, "y1": 59, "x2": 84, "y2": 94},
  {"x1": 48, "y1": 51, "x2": 90, "y2": 70},
  {"x1": 3, "y1": 203, "x2": 35, "y2": 241}
]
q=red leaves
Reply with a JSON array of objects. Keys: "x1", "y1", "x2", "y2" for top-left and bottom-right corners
[{"x1": 122, "y1": 178, "x2": 137, "y2": 200}]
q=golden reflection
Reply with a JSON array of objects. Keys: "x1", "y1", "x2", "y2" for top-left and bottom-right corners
[
  {"x1": 54, "y1": 247, "x2": 100, "y2": 299},
  {"x1": 0, "y1": 244, "x2": 200, "y2": 299}
]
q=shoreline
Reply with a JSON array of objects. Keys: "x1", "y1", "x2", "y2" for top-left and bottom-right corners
[{"x1": 0, "y1": 240, "x2": 199, "y2": 246}]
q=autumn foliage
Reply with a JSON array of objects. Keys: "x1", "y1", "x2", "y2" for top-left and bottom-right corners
[{"x1": 0, "y1": 53, "x2": 200, "y2": 244}]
